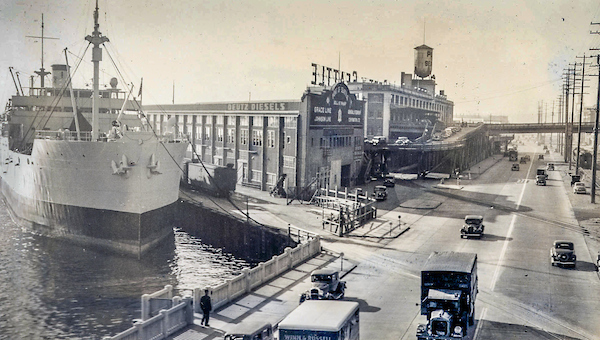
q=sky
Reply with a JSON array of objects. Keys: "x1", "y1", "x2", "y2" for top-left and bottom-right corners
[{"x1": 1, "y1": 0, "x2": 600, "y2": 123}]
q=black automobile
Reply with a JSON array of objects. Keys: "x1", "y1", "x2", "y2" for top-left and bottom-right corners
[
  {"x1": 550, "y1": 240, "x2": 576, "y2": 267},
  {"x1": 383, "y1": 176, "x2": 395, "y2": 187},
  {"x1": 511, "y1": 163, "x2": 519, "y2": 171}
]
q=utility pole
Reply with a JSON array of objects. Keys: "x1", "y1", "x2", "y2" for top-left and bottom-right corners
[
  {"x1": 564, "y1": 69, "x2": 571, "y2": 162},
  {"x1": 589, "y1": 23, "x2": 600, "y2": 202},
  {"x1": 575, "y1": 55, "x2": 587, "y2": 175}
]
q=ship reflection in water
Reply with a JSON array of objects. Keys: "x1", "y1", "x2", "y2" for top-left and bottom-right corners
[{"x1": 0, "y1": 199, "x2": 251, "y2": 339}]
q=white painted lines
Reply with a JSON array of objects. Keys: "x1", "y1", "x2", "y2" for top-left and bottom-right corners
[{"x1": 472, "y1": 307, "x2": 487, "y2": 340}]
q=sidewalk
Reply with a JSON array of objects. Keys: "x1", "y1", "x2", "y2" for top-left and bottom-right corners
[{"x1": 168, "y1": 252, "x2": 357, "y2": 340}]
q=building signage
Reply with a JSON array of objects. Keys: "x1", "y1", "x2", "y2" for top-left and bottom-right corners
[
  {"x1": 311, "y1": 63, "x2": 358, "y2": 86},
  {"x1": 227, "y1": 102, "x2": 288, "y2": 111},
  {"x1": 309, "y1": 82, "x2": 364, "y2": 128}
]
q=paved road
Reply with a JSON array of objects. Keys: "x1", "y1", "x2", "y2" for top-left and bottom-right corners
[
  {"x1": 170, "y1": 138, "x2": 600, "y2": 340},
  {"x1": 325, "y1": 139, "x2": 600, "y2": 340}
]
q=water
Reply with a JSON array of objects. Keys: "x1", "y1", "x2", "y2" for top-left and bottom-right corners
[{"x1": 0, "y1": 199, "x2": 252, "y2": 339}]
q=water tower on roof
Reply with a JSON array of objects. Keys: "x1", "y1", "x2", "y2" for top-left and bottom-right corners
[{"x1": 414, "y1": 44, "x2": 433, "y2": 78}]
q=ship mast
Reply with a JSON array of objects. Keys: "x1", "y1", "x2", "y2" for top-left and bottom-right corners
[
  {"x1": 27, "y1": 14, "x2": 58, "y2": 89},
  {"x1": 85, "y1": 0, "x2": 109, "y2": 141}
]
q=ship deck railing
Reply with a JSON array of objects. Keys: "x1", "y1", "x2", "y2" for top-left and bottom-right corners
[{"x1": 34, "y1": 130, "x2": 188, "y2": 143}]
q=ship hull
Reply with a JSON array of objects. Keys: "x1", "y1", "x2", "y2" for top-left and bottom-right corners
[
  {"x1": 1, "y1": 178, "x2": 176, "y2": 255},
  {"x1": 0, "y1": 131, "x2": 188, "y2": 257}
]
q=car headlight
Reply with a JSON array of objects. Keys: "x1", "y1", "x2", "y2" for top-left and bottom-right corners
[{"x1": 452, "y1": 326, "x2": 463, "y2": 337}]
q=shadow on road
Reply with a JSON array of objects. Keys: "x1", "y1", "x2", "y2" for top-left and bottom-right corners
[
  {"x1": 343, "y1": 297, "x2": 381, "y2": 313},
  {"x1": 478, "y1": 234, "x2": 514, "y2": 242}
]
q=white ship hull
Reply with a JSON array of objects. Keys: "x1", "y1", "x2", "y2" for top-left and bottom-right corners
[{"x1": 0, "y1": 131, "x2": 188, "y2": 256}]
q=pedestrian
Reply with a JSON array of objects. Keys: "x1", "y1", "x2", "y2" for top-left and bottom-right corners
[{"x1": 200, "y1": 289, "x2": 212, "y2": 327}]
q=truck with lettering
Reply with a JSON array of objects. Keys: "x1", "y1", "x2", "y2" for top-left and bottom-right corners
[
  {"x1": 278, "y1": 300, "x2": 359, "y2": 340},
  {"x1": 416, "y1": 252, "x2": 478, "y2": 340}
]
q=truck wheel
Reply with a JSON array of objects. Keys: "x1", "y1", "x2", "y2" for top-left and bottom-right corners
[{"x1": 469, "y1": 308, "x2": 475, "y2": 326}]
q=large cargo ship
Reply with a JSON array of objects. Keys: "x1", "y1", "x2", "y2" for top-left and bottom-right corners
[{"x1": 0, "y1": 3, "x2": 188, "y2": 256}]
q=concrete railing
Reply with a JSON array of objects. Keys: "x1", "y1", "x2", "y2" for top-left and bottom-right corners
[
  {"x1": 141, "y1": 285, "x2": 174, "y2": 321},
  {"x1": 103, "y1": 296, "x2": 193, "y2": 340},
  {"x1": 193, "y1": 236, "x2": 321, "y2": 312}
]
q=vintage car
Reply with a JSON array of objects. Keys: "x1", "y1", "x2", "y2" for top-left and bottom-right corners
[
  {"x1": 550, "y1": 240, "x2": 576, "y2": 267},
  {"x1": 524, "y1": 155, "x2": 531, "y2": 161},
  {"x1": 460, "y1": 215, "x2": 485, "y2": 238},
  {"x1": 300, "y1": 269, "x2": 346, "y2": 303},
  {"x1": 519, "y1": 157, "x2": 527, "y2": 164},
  {"x1": 547, "y1": 163, "x2": 555, "y2": 171},
  {"x1": 373, "y1": 185, "x2": 388, "y2": 200},
  {"x1": 383, "y1": 176, "x2": 395, "y2": 187},
  {"x1": 536, "y1": 175, "x2": 546, "y2": 186},
  {"x1": 573, "y1": 182, "x2": 586, "y2": 194},
  {"x1": 224, "y1": 321, "x2": 274, "y2": 340},
  {"x1": 511, "y1": 163, "x2": 520, "y2": 171},
  {"x1": 539, "y1": 154, "x2": 544, "y2": 160}
]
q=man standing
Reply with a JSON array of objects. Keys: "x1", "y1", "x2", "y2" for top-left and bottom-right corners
[{"x1": 200, "y1": 289, "x2": 212, "y2": 327}]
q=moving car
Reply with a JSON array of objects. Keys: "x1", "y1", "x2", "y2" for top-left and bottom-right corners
[
  {"x1": 573, "y1": 182, "x2": 586, "y2": 194},
  {"x1": 535, "y1": 175, "x2": 546, "y2": 186},
  {"x1": 550, "y1": 240, "x2": 576, "y2": 267},
  {"x1": 511, "y1": 163, "x2": 520, "y2": 171},
  {"x1": 299, "y1": 268, "x2": 346, "y2": 303},
  {"x1": 394, "y1": 136, "x2": 410, "y2": 145},
  {"x1": 519, "y1": 157, "x2": 527, "y2": 164},
  {"x1": 383, "y1": 175, "x2": 395, "y2": 187},
  {"x1": 224, "y1": 322, "x2": 274, "y2": 340},
  {"x1": 547, "y1": 163, "x2": 555, "y2": 171},
  {"x1": 460, "y1": 215, "x2": 485, "y2": 238}
]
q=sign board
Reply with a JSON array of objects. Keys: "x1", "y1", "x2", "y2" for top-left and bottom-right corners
[{"x1": 309, "y1": 82, "x2": 364, "y2": 128}]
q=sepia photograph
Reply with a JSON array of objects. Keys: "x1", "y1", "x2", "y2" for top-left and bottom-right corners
[{"x1": 0, "y1": 0, "x2": 599, "y2": 339}]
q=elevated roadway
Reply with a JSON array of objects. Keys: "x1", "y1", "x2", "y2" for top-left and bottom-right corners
[{"x1": 487, "y1": 122, "x2": 595, "y2": 134}]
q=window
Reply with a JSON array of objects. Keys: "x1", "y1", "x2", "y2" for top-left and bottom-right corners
[
  {"x1": 284, "y1": 156, "x2": 295, "y2": 169},
  {"x1": 227, "y1": 128, "x2": 235, "y2": 143},
  {"x1": 240, "y1": 129, "x2": 248, "y2": 145},
  {"x1": 252, "y1": 116, "x2": 263, "y2": 127},
  {"x1": 240, "y1": 116, "x2": 249, "y2": 126},
  {"x1": 217, "y1": 128, "x2": 224, "y2": 142},
  {"x1": 251, "y1": 170, "x2": 261, "y2": 182},
  {"x1": 284, "y1": 116, "x2": 297, "y2": 128},
  {"x1": 216, "y1": 116, "x2": 224, "y2": 124},
  {"x1": 267, "y1": 130, "x2": 275, "y2": 148},
  {"x1": 252, "y1": 130, "x2": 263, "y2": 146},
  {"x1": 228, "y1": 115, "x2": 236, "y2": 126},
  {"x1": 268, "y1": 117, "x2": 278, "y2": 127},
  {"x1": 204, "y1": 126, "x2": 211, "y2": 140},
  {"x1": 267, "y1": 173, "x2": 277, "y2": 185}
]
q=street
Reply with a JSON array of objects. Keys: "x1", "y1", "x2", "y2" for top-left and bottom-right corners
[{"x1": 324, "y1": 140, "x2": 600, "y2": 339}]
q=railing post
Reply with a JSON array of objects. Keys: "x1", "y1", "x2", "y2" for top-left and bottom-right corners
[
  {"x1": 184, "y1": 296, "x2": 194, "y2": 325},
  {"x1": 134, "y1": 320, "x2": 144, "y2": 340},
  {"x1": 242, "y1": 268, "x2": 251, "y2": 293},
  {"x1": 193, "y1": 288, "x2": 201, "y2": 313},
  {"x1": 160, "y1": 309, "x2": 168, "y2": 338},
  {"x1": 141, "y1": 294, "x2": 150, "y2": 321}
]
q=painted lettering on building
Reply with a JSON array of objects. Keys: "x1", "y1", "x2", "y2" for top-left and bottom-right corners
[
  {"x1": 309, "y1": 82, "x2": 364, "y2": 128},
  {"x1": 227, "y1": 102, "x2": 287, "y2": 111}
]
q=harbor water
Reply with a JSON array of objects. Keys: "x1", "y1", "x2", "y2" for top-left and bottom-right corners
[{"x1": 0, "y1": 198, "x2": 252, "y2": 339}]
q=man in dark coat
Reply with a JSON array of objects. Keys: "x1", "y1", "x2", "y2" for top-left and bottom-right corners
[{"x1": 200, "y1": 289, "x2": 212, "y2": 326}]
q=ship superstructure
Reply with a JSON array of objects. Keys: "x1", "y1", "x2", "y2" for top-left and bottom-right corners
[{"x1": 0, "y1": 2, "x2": 188, "y2": 256}]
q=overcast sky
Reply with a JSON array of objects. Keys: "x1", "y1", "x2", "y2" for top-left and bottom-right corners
[{"x1": 1, "y1": 0, "x2": 600, "y2": 123}]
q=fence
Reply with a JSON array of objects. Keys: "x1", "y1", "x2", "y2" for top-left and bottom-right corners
[
  {"x1": 103, "y1": 296, "x2": 193, "y2": 340},
  {"x1": 106, "y1": 232, "x2": 320, "y2": 340},
  {"x1": 314, "y1": 186, "x2": 377, "y2": 236},
  {"x1": 193, "y1": 236, "x2": 321, "y2": 312}
]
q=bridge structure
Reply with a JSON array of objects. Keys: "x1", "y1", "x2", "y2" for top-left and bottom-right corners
[{"x1": 363, "y1": 122, "x2": 597, "y2": 179}]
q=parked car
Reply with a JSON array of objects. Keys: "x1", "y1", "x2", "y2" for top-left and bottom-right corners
[
  {"x1": 511, "y1": 163, "x2": 520, "y2": 171},
  {"x1": 373, "y1": 185, "x2": 388, "y2": 201},
  {"x1": 383, "y1": 176, "x2": 395, "y2": 187},
  {"x1": 224, "y1": 322, "x2": 274, "y2": 340},
  {"x1": 536, "y1": 175, "x2": 546, "y2": 186},
  {"x1": 550, "y1": 240, "x2": 576, "y2": 267},
  {"x1": 573, "y1": 182, "x2": 586, "y2": 194}
]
